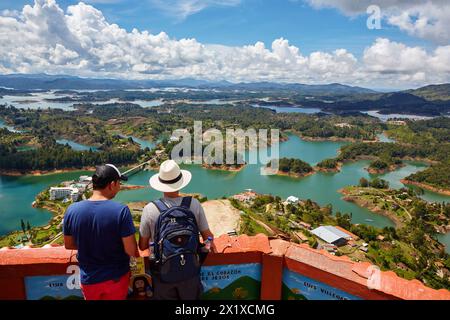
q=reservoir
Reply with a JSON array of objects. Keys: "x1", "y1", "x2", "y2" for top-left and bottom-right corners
[
  {"x1": 0, "y1": 119, "x2": 20, "y2": 132},
  {"x1": 251, "y1": 104, "x2": 322, "y2": 114},
  {"x1": 56, "y1": 139, "x2": 99, "y2": 152},
  {"x1": 362, "y1": 111, "x2": 434, "y2": 122},
  {"x1": 1, "y1": 134, "x2": 449, "y2": 252},
  {"x1": 116, "y1": 134, "x2": 155, "y2": 150},
  {"x1": 0, "y1": 92, "x2": 163, "y2": 110}
]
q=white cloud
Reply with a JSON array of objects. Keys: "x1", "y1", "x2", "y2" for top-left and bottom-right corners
[
  {"x1": 1, "y1": 9, "x2": 21, "y2": 18},
  {"x1": 0, "y1": 0, "x2": 448, "y2": 89},
  {"x1": 363, "y1": 38, "x2": 428, "y2": 73},
  {"x1": 149, "y1": 0, "x2": 241, "y2": 20},
  {"x1": 362, "y1": 38, "x2": 450, "y2": 85},
  {"x1": 305, "y1": 0, "x2": 450, "y2": 45}
]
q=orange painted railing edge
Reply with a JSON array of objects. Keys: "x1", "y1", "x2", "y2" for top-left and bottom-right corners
[{"x1": 0, "y1": 234, "x2": 449, "y2": 300}]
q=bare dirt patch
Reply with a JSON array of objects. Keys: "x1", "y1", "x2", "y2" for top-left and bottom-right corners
[{"x1": 202, "y1": 199, "x2": 241, "y2": 237}]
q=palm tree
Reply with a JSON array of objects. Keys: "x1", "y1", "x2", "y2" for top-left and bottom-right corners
[
  {"x1": 20, "y1": 219, "x2": 26, "y2": 243},
  {"x1": 27, "y1": 221, "x2": 32, "y2": 240},
  {"x1": 20, "y1": 219, "x2": 26, "y2": 234}
]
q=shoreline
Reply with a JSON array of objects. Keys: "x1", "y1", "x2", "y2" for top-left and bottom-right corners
[
  {"x1": 0, "y1": 166, "x2": 98, "y2": 177},
  {"x1": 400, "y1": 179, "x2": 450, "y2": 196},
  {"x1": 0, "y1": 200, "x2": 65, "y2": 247},
  {"x1": 273, "y1": 170, "x2": 315, "y2": 179},
  {"x1": 121, "y1": 185, "x2": 147, "y2": 191},
  {"x1": 340, "y1": 155, "x2": 438, "y2": 167},
  {"x1": 297, "y1": 135, "x2": 360, "y2": 143},
  {"x1": 339, "y1": 188, "x2": 403, "y2": 228},
  {"x1": 0, "y1": 160, "x2": 153, "y2": 177},
  {"x1": 201, "y1": 164, "x2": 246, "y2": 172},
  {"x1": 366, "y1": 163, "x2": 405, "y2": 175},
  {"x1": 315, "y1": 162, "x2": 342, "y2": 173},
  {"x1": 288, "y1": 130, "x2": 375, "y2": 143}
]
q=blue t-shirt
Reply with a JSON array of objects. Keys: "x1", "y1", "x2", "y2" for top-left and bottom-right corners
[{"x1": 63, "y1": 200, "x2": 136, "y2": 285}]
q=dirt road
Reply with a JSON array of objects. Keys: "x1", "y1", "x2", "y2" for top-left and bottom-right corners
[{"x1": 202, "y1": 199, "x2": 241, "y2": 236}]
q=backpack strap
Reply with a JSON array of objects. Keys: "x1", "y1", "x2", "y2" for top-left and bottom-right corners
[
  {"x1": 152, "y1": 199, "x2": 169, "y2": 213},
  {"x1": 181, "y1": 196, "x2": 192, "y2": 209}
]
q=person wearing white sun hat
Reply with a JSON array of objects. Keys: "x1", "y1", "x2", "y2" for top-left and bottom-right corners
[
  {"x1": 139, "y1": 159, "x2": 215, "y2": 300},
  {"x1": 148, "y1": 159, "x2": 193, "y2": 193}
]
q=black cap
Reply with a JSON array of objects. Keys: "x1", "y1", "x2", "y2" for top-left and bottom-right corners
[{"x1": 93, "y1": 164, "x2": 128, "y2": 186}]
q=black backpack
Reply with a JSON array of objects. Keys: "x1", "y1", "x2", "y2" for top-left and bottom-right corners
[{"x1": 152, "y1": 197, "x2": 201, "y2": 283}]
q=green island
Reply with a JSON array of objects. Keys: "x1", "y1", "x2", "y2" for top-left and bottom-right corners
[
  {"x1": 316, "y1": 158, "x2": 341, "y2": 172},
  {"x1": 0, "y1": 104, "x2": 385, "y2": 174},
  {"x1": 402, "y1": 163, "x2": 450, "y2": 196},
  {"x1": 269, "y1": 157, "x2": 314, "y2": 178},
  {"x1": 366, "y1": 158, "x2": 404, "y2": 174}
]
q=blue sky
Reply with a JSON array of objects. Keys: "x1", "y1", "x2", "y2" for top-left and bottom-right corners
[
  {"x1": 0, "y1": 0, "x2": 448, "y2": 88},
  {"x1": 0, "y1": 0, "x2": 434, "y2": 57}
]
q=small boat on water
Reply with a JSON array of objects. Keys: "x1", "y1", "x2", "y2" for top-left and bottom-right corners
[{"x1": 365, "y1": 219, "x2": 374, "y2": 222}]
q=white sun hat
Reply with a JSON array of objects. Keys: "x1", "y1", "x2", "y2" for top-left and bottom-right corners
[{"x1": 149, "y1": 159, "x2": 192, "y2": 192}]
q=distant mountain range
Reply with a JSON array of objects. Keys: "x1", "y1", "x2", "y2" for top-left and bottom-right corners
[
  {"x1": 407, "y1": 84, "x2": 450, "y2": 101},
  {"x1": 0, "y1": 74, "x2": 449, "y2": 116},
  {"x1": 0, "y1": 73, "x2": 375, "y2": 94}
]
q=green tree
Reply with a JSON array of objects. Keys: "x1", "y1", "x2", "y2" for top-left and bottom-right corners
[
  {"x1": 20, "y1": 219, "x2": 26, "y2": 235},
  {"x1": 370, "y1": 178, "x2": 389, "y2": 189},
  {"x1": 359, "y1": 177, "x2": 369, "y2": 187}
]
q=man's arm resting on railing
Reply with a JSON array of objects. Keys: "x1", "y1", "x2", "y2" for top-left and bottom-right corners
[
  {"x1": 64, "y1": 235, "x2": 77, "y2": 250},
  {"x1": 122, "y1": 234, "x2": 140, "y2": 258},
  {"x1": 139, "y1": 235, "x2": 150, "y2": 251}
]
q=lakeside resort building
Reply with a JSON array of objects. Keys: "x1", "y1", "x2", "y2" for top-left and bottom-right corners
[{"x1": 49, "y1": 187, "x2": 80, "y2": 202}]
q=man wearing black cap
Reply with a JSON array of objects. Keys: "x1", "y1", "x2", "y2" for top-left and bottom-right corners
[{"x1": 63, "y1": 164, "x2": 139, "y2": 300}]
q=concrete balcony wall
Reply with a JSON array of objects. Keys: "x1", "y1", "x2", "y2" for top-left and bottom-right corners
[{"x1": 0, "y1": 234, "x2": 449, "y2": 300}]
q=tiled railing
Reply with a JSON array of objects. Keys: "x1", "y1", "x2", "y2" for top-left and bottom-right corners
[{"x1": 0, "y1": 234, "x2": 449, "y2": 300}]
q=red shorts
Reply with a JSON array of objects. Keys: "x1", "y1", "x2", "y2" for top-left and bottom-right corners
[{"x1": 81, "y1": 272, "x2": 130, "y2": 300}]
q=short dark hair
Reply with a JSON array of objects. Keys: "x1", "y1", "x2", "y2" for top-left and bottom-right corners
[
  {"x1": 92, "y1": 174, "x2": 117, "y2": 190},
  {"x1": 92, "y1": 164, "x2": 128, "y2": 190}
]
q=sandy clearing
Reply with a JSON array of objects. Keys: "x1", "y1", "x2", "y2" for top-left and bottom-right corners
[{"x1": 202, "y1": 199, "x2": 241, "y2": 237}]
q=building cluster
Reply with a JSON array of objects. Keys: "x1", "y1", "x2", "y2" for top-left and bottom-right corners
[
  {"x1": 49, "y1": 175, "x2": 92, "y2": 203},
  {"x1": 334, "y1": 123, "x2": 353, "y2": 128},
  {"x1": 232, "y1": 189, "x2": 259, "y2": 203},
  {"x1": 232, "y1": 192, "x2": 371, "y2": 256},
  {"x1": 283, "y1": 196, "x2": 299, "y2": 205},
  {"x1": 387, "y1": 120, "x2": 407, "y2": 126}
]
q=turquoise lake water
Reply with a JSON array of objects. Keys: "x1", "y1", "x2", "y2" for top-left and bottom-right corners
[
  {"x1": 117, "y1": 134, "x2": 156, "y2": 150},
  {"x1": 56, "y1": 139, "x2": 99, "y2": 151},
  {"x1": 2, "y1": 134, "x2": 449, "y2": 253},
  {"x1": 1, "y1": 93, "x2": 448, "y2": 251},
  {"x1": 0, "y1": 119, "x2": 20, "y2": 132}
]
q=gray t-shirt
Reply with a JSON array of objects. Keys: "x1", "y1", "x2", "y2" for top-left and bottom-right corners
[{"x1": 139, "y1": 197, "x2": 210, "y2": 242}]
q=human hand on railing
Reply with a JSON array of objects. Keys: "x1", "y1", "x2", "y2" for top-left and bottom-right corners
[{"x1": 210, "y1": 241, "x2": 217, "y2": 253}]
